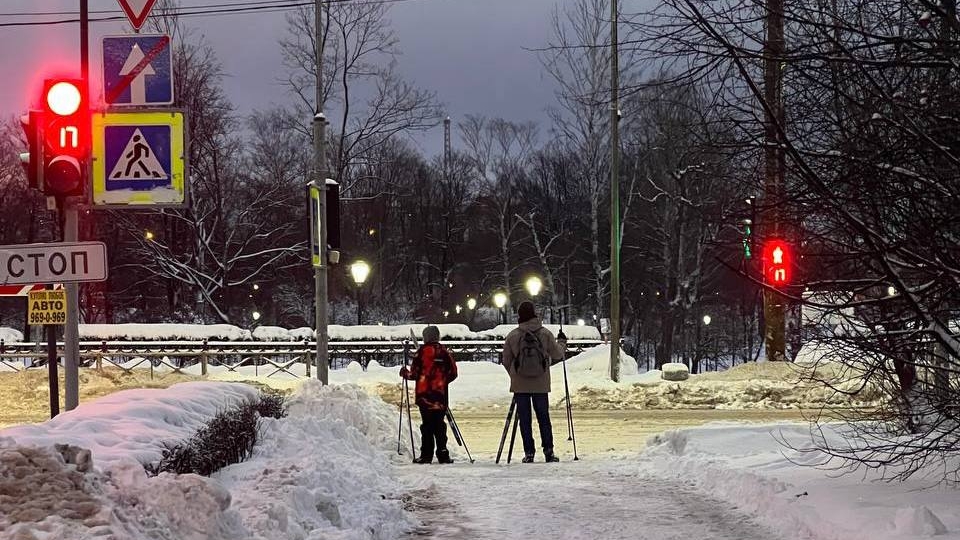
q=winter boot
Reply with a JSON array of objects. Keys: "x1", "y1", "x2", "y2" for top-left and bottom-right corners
[
  {"x1": 521, "y1": 453, "x2": 535, "y2": 463},
  {"x1": 436, "y1": 449, "x2": 454, "y2": 464},
  {"x1": 543, "y1": 449, "x2": 560, "y2": 463},
  {"x1": 413, "y1": 453, "x2": 433, "y2": 464}
]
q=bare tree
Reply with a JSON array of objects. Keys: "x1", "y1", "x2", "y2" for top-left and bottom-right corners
[
  {"x1": 281, "y1": 3, "x2": 444, "y2": 192},
  {"x1": 540, "y1": 0, "x2": 639, "y2": 321}
]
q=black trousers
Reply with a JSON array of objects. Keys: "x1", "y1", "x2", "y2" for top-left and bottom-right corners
[
  {"x1": 418, "y1": 406, "x2": 448, "y2": 458},
  {"x1": 515, "y1": 392, "x2": 553, "y2": 456}
]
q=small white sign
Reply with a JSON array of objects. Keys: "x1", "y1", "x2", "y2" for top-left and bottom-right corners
[
  {"x1": 600, "y1": 318, "x2": 610, "y2": 334},
  {"x1": 0, "y1": 242, "x2": 108, "y2": 285}
]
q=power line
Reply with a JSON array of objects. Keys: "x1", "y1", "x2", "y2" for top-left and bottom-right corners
[
  {"x1": 0, "y1": 0, "x2": 431, "y2": 28},
  {"x1": 0, "y1": 0, "x2": 296, "y2": 17}
]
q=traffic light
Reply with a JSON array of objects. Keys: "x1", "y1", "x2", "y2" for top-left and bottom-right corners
[
  {"x1": 743, "y1": 196, "x2": 756, "y2": 260},
  {"x1": 19, "y1": 111, "x2": 43, "y2": 190},
  {"x1": 763, "y1": 239, "x2": 791, "y2": 287},
  {"x1": 40, "y1": 78, "x2": 89, "y2": 198}
]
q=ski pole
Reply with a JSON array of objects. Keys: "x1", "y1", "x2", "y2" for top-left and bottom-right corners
[
  {"x1": 564, "y1": 358, "x2": 579, "y2": 461},
  {"x1": 446, "y1": 408, "x2": 474, "y2": 463},
  {"x1": 507, "y1": 405, "x2": 520, "y2": 464},
  {"x1": 397, "y1": 339, "x2": 409, "y2": 455},
  {"x1": 397, "y1": 397, "x2": 404, "y2": 455},
  {"x1": 495, "y1": 396, "x2": 517, "y2": 464},
  {"x1": 405, "y1": 377, "x2": 416, "y2": 461}
]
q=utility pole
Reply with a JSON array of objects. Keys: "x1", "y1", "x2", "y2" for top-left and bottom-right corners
[
  {"x1": 314, "y1": 0, "x2": 330, "y2": 384},
  {"x1": 609, "y1": 0, "x2": 621, "y2": 382},
  {"x1": 762, "y1": 0, "x2": 786, "y2": 361}
]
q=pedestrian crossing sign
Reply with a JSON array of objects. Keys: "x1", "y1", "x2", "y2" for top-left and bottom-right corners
[{"x1": 91, "y1": 109, "x2": 188, "y2": 208}]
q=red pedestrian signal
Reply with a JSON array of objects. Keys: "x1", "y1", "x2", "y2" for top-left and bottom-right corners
[
  {"x1": 41, "y1": 78, "x2": 88, "y2": 197},
  {"x1": 763, "y1": 239, "x2": 791, "y2": 286}
]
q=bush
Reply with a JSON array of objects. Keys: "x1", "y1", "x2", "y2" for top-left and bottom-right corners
[{"x1": 145, "y1": 392, "x2": 286, "y2": 476}]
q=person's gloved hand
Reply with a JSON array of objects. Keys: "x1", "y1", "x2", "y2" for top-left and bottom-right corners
[{"x1": 399, "y1": 366, "x2": 410, "y2": 379}]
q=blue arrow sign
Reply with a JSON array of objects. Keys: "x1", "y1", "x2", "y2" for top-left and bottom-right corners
[{"x1": 102, "y1": 34, "x2": 173, "y2": 106}]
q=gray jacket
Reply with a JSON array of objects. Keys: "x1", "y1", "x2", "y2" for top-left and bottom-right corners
[{"x1": 501, "y1": 319, "x2": 565, "y2": 394}]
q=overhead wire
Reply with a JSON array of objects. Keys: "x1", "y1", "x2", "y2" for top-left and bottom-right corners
[{"x1": 0, "y1": 0, "x2": 432, "y2": 28}]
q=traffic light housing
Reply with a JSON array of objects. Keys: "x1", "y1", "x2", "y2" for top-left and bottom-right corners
[
  {"x1": 19, "y1": 111, "x2": 43, "y2": 190},
  {"x1": 40, "y1": 78, "x2": 89, "y2": 198},
  {"x1": 763, "y1": 239, "x2": 791, "y2": 287}
]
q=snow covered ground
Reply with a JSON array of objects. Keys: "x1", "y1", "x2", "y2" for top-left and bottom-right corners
[{"x1": 1, "y1": 346, "x2": 957, "y2": 539}]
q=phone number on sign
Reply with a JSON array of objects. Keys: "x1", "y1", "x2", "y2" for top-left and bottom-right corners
[{"x1": 29, "y1": 312, "x2": 66, "y2": 325}]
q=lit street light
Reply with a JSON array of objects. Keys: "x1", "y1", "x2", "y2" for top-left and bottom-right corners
[
  {"x1": 252, "y1": 311, "x2": 261, "y2": 321},
  {"x1": 493, "y1": 292, "x2": 508, "y2": 324},
  {"x1": 577, "y1": 318, "x2": 586, "y2": 326},
  {"x1": 703, "y1": 314, "x2": 712, "y2": 326},
  {"x1": 525, "y1": 276, "x2": 542, "y2": 298},
  {"x1": 467, "y1": 297, "x2": 477, "y2": 310},
  {"x1": 350, "y1": 260, "x2": 371, "y2": 325}
]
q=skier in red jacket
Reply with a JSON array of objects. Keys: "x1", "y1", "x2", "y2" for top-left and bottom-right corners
[{"x1": 400, "y1": 325, "x2": 458, "y2": 464}]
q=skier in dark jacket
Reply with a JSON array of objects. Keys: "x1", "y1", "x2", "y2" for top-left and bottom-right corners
[{"x1": 400, "y1": 325, "x2": 459, "y2": 464}]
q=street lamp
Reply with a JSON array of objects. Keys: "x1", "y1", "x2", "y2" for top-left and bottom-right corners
[
  {"x1": 493, "y1": 292, "x2": 507, "y2": 324},
  {"x1": 252, "y1": 311, "x2": 261, "y2": 321},
  {"x1": 887, "y1": 286, "x2": 897, "y2": 297},
  {"x1": 525, "y1": 276, "x2": 542, "y2": 298},
  {"x1": 350, "y1": 260, "x2": 371, "y2": 325},
  {"x1": 703, "y1": 314, "x2": 712, "y2": 326},
  {"x1": 467, "y1": 297, "x2": 477, "y2": 310},
  {"x1": 577, "y1": 318, "x2": 586, "y2": 326}
]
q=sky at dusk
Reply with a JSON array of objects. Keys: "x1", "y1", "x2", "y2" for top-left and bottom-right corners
[{"x1": 0, "y1": 0, "x2": 564, "y2": 155}]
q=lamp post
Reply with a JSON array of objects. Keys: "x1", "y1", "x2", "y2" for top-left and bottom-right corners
[
  {"x1": 493, "y1": 292, "x2": 507, "y2": 324},
  {"x1": 350, "y1": 260, "x2": 370, "y2": 325},
  {"x1": 467, "y1": 297, "x2": 477, "y2": 310}
]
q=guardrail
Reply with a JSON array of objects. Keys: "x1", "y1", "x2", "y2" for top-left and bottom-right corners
[{"x1": 0, "y1": 339, "x2": 605, "y2": 378}]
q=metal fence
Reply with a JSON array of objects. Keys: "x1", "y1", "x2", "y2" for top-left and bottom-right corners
[{"x1": 0, "y1": 339, "x2": 604, "y2": 378}]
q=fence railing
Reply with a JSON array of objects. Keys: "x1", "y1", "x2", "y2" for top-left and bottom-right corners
[{"x1": 0, "y1": 339, "x2": 605, "y2": 378}]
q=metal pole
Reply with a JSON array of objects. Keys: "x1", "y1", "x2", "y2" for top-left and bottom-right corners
[
  {"x1": 46, "y1": 284, "x2": 60, "y2": 418},
  {"x1": 609, "y1": 0, "x2": 622, "y2": 382},
  {"x1": 59, "y1": 0, "x2": 89, "y2": 412},
  {"x1": 314, "y1": 0, "x2": 330, "y2": 384},
  {"x1": 762, "y1": 0, "x2": 786, "y2": 362}
]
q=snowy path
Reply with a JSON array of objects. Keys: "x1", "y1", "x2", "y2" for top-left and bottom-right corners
[{"x1": 397, "y1": 457, "x2": 784, "y2": 540}]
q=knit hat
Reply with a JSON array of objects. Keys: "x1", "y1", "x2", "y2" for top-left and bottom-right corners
[
  {"x1": 517, "y1": 301, "x2": 537, "y2": 323},
  {"x1": 422, "y1": 325, "x2": 441, "y2": 344}
]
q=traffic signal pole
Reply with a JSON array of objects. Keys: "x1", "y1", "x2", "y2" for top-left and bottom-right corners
[
  {"x1": 61, "y1": 0, "x2": 90, "y2": 410},
  {"x1": 762, "y1": 0, "x2": 787, "y2": 362}
]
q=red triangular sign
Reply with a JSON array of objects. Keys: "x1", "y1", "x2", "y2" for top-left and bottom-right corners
[{"x1": 116, "y1": 0, "x2": 158, "y2": 30}]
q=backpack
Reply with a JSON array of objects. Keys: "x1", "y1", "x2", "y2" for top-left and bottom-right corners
[{"x1": 514, "y1": 329, "x2": 549, "y2": 377}]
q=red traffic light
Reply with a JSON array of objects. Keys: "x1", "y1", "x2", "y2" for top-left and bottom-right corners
[
  {"x1": 40, "y1": 78, "x2": 88, "y2": 197},
  {"x1": 46, "y1": 81, "x2": 82, "y2": 116},
  {"x1": 763, "y1": 239, "x2": 791, "y2": 286}
]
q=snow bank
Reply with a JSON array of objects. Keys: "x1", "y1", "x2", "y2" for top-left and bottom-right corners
[
  {"x1": 0, "y1": 327, "x2": 22, "y2": 344},
  {"x1": 0, "y1": 381, "x2": 259, "y2": 467},
  {"x1": 65, "y1": 323, "x2": 603, "y2": 342},
  {"x1": 0, "y1": 381, "x2": 417, "y2": 539},
  {"x1": 80, "y1": 323, "x2": 252, "y2": 341},
  {"x1": 478, "y1": 324, "x2": 601, "y2": 340},
  {"x1": 641, "y1": 423, "x2": 960, "y2": 540},
  {"x1": 199, "y1": 346, "x2": 879, "y2": 411}
]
